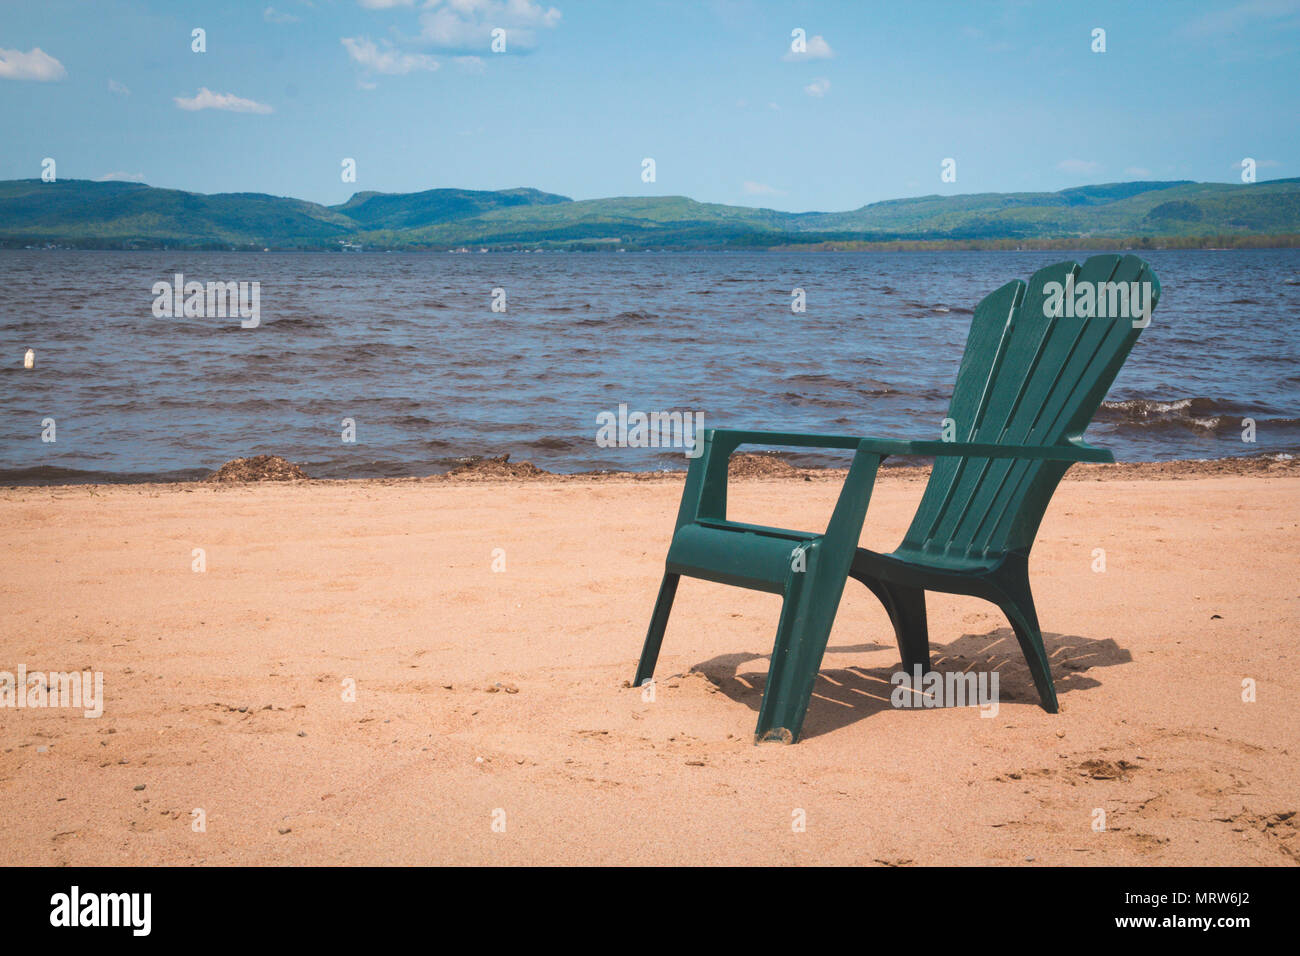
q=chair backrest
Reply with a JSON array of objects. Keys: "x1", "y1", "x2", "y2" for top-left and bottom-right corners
[{"x1": 900, "y1": 254, "x2": 1160, "y2": 565}]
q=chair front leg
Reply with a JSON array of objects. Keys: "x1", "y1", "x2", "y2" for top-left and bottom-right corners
[
  {"x1": 754, "y1": 448, "x2": 883, "y2": 742},
  {"x1": 634, "y1": 572, "x2": 681, "y2": 687}
]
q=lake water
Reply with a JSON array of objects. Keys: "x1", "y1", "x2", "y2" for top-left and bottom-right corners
[{"x1": 1, "y1": 249, "x2": 1296, "y2": 482}]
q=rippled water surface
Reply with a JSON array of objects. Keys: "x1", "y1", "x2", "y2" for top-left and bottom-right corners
[{"x1": 1, "y1": 249, "x2": 1296, "y2": 481}]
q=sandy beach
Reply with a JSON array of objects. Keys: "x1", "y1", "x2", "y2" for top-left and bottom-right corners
[{"x1": 1, "y1": 458, "x2": 1297, "y2": 866}]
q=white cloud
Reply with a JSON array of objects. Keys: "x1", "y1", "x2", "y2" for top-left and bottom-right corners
[
  {"x1": 108, "y1": 78, "x2": 130, "y2": 96},
  {"x1": 173, "y1": 87, "x2": 273, "y2": 113},
  {"x1": 264, "y1": 6, "x2": 300, "y2": 23},
  {"x1": 784, "y1": 34, "x2": 833, "y2": 60},
  {"x1": 0, "y1": 47, "x2": 66, "y2": 82},
  {"x1": 95, "y1": 171, "x2": 145, "y2": 182},
  {"x1": 452, "y1": 55, "x2": 485, "y2": 72},
  {"x1": 418, "y1": 0, "x2": 561, "y2": 51},
  {"x1": 1057, "y1": 158, "x2": 1101, "y2": 174},
  {"x1": 342, "y1": 36, "x2": 440, "y2": 74},
  {"x1": 1231, "y1": 158, "x2": 1281, "y2": 170},
  {"x1": 958, "y1": 24, "x2": 1013, "y2": 54},
  {"x1": 803, "y1": 77, "x2": 830, "y2": 97},
  {"x1": 359, "y1": 0, "x2": 414, "y2": 7},
  {"x1": 1179, "y1": 0, "x2": 1300, "y2": 38},
  {"x1": 1124, "y1": 166, "x2": 1152, "y2": 178},
  {"x1": 743, "y1": 181, "x2": 785, "y2": 196}
]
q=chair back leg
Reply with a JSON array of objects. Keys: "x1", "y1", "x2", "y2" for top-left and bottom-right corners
[
  {"x1": 993, "y1": 572, "x2": 1058, "y2": 713},
  {"x1": 853, "y1": 574, "x2": 931, "y2": 674}
]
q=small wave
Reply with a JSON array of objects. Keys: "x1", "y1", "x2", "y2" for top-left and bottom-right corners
[
  {"x1": 1101, "y1": 399, "x2": 1231, "y2": 431},
  {"x1": 1098, "y1": 398, "x2": 1226, "y2": 420},
  {"x1": 261, "y1": 316, "x2": 320, "y2": 331},
  {"x1": 0, "y1": 465, "x2": 209, "y2": 486},
  {"x1": 784, "y1": 373, "x2": 858, "y2": 388},
  {"x1": 1095, "y1": 397, "x2": 1297, "y2": 434},
  {"x1": 346, "y1": 343, "x2": 420, "y2": 358},
  {"x1": 781, "y1": 391, "x2": 857, "y2": 408},
  {"x1": 508, "y1": 436, "x2": 577, "y2": 452},
  {"x1": 576, "y1": 309, "x2": 657, "y2": 327}
]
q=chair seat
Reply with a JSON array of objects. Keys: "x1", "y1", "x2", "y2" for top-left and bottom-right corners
[
  {"x1": 852, "y1": 543, "x2": 1003, "y2": 589},
  {"x1": 667, "y1": 521, "x2": 818, "y2": 594}
]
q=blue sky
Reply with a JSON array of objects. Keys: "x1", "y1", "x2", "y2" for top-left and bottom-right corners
[{"x1": 1, "y1": 0, "x2": 1296, "y2": 211}]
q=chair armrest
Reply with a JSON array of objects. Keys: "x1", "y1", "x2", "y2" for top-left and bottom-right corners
[
  {"x1": 674, "y1": 429, "x2": 1111, "y2": 528},
  {"x1": 706, "y1": 428, "x2": 867, "y2": 453},
  {"x1": 855, "y1": 437, "x2": 1115, "y2": 464},
  {"x1": 705, "y1": 429, "x2": 1113, "y2": 463},
  {"x1": 674, "y1": 429, "x2": 1111, "y2": 529},
  {"x1": 677, "y1": 429, "x2": 883, "y2": 527}
]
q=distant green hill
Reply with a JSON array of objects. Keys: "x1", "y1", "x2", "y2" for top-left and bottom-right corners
[
  {"x1": 2, "y1": 177, "x2": 1298, "y2": 250},
  {"x1": 795, "y1": 180, "x2": 1300, "y2": 239},
  {"x1": 0, "y1": 179, "x2": 354, "y2": 247},
  {"x1": 330, "y1": 186, "x2": 570, "y2": 231}
]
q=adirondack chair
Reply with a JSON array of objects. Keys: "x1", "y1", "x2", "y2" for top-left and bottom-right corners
[{"x1": 634, "y1": 254, "x2": 1160, "y2": 743}]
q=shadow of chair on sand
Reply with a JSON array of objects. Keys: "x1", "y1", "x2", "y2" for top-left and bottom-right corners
[{"x1": 691, "y1": 629, "x2": 1132, "y2": 741}]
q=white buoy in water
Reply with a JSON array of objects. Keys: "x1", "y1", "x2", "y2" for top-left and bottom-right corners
[{"x1": 23, "y1": 348, "x2": 34, "y2": 369}]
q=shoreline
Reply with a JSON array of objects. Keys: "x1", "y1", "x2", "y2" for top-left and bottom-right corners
[{"x1": 3, "y1": 451, "x2": 1296, "y2": 491}]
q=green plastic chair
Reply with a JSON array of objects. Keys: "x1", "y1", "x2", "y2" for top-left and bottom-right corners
[{"x1": 635, "y1": 254, "x2": 1160, "y2": 743}]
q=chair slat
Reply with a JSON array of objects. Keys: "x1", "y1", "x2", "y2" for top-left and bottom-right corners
[
  {"x1": 979, "y1": 255, "x2": 1152, "y2": 551},
  {"x1": 902, "y1": 254, "x2": 1156, "y2": 562}
]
